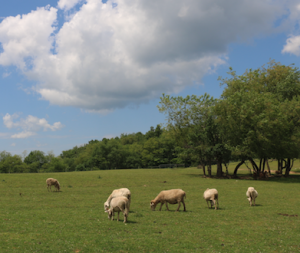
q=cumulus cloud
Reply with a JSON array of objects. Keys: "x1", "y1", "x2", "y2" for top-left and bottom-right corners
[
  {"x1": 282, "y1": 35, "x2": 300, "y2": 56},
  {"x1": 3, "y1": 113, "x2": 64, "y2": 138},
  {"x1": 0, "y1": 6, "x2": 57, "y2": 69},
  {"x1": 57, "y1": 0, "x2": 84, "y2": 10},
  {"x1": 0, "y1": 0, "x2": 290, "y2": 112}
]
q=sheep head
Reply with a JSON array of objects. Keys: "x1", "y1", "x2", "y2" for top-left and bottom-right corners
[
  {"x1": 150, "y1": 200, "x2": 157, "y2": 211},
  {"x1": 106, "y1": 209, "x2": 113, "y2": 219},
  {"x1": 104, "y1": 202, "x2": 109, "y2": 211}
]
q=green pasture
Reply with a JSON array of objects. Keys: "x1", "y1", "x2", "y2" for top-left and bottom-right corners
[{"x1": 0, "y1": 162, "x2": 300, "y2": 252}]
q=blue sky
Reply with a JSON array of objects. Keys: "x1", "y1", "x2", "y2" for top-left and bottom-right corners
[{"x1": 0, "y1": 0, "x2": 300, "y2": 157}]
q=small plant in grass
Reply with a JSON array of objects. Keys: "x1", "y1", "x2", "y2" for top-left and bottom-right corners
[
  {"x1": 98, "y1": 175, "x2": 101, "y2": 179},
  {"x1": 134, "y1": 212, "x2": 144, "y2": 217},
  {"x1": 68, "y1": 185, "x2": 72, "y2": 188}
]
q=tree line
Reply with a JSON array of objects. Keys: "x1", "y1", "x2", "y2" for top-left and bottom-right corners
[
  {"x1": 0, "y1": 125, "x2": 188, "y2": 173},
  {"x1": 1, "y1": 61, "x2": 300, "y2": 176}
]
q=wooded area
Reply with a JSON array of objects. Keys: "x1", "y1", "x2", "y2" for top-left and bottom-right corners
[{"x1": 1, "y1": 61, "x2": 300, "y2": 176}]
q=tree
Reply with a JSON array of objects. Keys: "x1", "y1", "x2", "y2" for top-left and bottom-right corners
[
  {"x1": 216, "y1": 61, "x2": 300, "y2": 176},
  {"x1": 158, "y1": 93, "x2": 230, "y2": 176},
  {"x1": 0, "y1": 154, "x2": 23, "y2": 173},
  {"x1": 24, "y1": 151, "x2": 47, "y2": 173}
]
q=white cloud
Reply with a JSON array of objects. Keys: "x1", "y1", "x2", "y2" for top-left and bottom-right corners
[
  {"x1": 0, "y1": 6, "x2": 57, "y2": 69},
  {"x1": 3, "y1": 113, "x2": 64, "y2": 139},
  {"x1": 11, "y1": 131, "x2": 36, "y2": 139},
  {"x1": 2, "y1": 72, "x2": 11, "y2": 78},
  {"x1": 0, "y1": 0, "x2": 291, "y2": 112},
  {"x1": 282, "y1": 35, "x2": 300, "y2": 56},
  {"x1": 57, "y1": 0, "x2": 84, "y2": 10},
  {"x1": 10, "y1": 143, "x2": 16, "y2": 146}
]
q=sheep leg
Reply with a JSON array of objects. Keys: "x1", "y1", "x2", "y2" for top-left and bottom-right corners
[
  {"x1": 212, "y1": 199, "x2": 217, "y2": 210},
  {"x1": 165, "y1": 202, "x2": 170, "y2": 211},
  {"x1": 117, "y1": 212, "x2": 120, "y2": 221},
  {"x1": 206, "y1": 200, "x2": 210, "y2": 209},
  {"x1": 182, "y1": 200, "x2": 186, "y2": 211},
  {"x1": 159, "y1": 202, "x2": 165, "y2": 211},
  {"x1": 176, "y1": 202, "x2": 181, "y2": 212},
  {"x1": 253, "y1": 198, "x2": 256, "y2": 206}
]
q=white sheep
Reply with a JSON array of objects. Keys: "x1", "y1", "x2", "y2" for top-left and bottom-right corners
[
  {"x1": 203, "y1": 188, "x2": 219, "y2": 210},
  {"x1": 104, "y1": 188, "x2": 131, "y2": 211},
  {"x1": 246, "y1": 187, "x2": 258, "y2": 206},
  {"x1": 46, "y1": 178, "x2": 60, "y2": 192},
  {"x1": 150, "y1": 189, "x2": 186, "y2": 211},
  {"x1": 105, "y1": 196, "x2": 130, "y2": 223}
]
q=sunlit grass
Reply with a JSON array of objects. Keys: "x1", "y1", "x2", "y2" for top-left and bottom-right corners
[{"x1": 0, "y1": 166, "x2": 300, "y2": 252}]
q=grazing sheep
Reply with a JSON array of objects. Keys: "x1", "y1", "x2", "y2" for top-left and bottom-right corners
[
  {"x1": 105, "y1": 196, "x2": 129, "y2": 223},
  {"x1": 246, "y1": 187, "x2": 258, "y2": 206},
  {"x1": 104, "y1": 188, "x2": 131, "y2": 211},
  {"x1": 203, "y1": 188, "x2": 219, "y2": 210},
  {"x1": 46, "y1": 178, "x2": 60, "y2": 192},
  {"x1": 150, "y1": 189, "x2": 186, "y2": 211}
]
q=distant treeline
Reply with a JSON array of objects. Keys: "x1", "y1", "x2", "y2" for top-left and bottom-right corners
[{"x1": 0, "y1": 125, "x2": 190, "y2": 173}]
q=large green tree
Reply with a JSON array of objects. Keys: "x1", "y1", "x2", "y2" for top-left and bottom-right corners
[
  {"x1": 158, "y1": 93, "x2": 230, "y2": 176},
  {"x1": 216, "y1": 61, "x2": 300, "y2": 176}
]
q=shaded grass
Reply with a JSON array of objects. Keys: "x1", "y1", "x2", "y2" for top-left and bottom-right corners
[{"x1": 0, "y1": 167, "x2": 300, "y2": 252}]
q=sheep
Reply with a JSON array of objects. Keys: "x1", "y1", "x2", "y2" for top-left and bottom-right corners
[
  {"x1": 104, "y1": 188, "x2": 131, "y2": 211},
  {"x1": 46, "y1": 178, "x2": 60, "y2": 192},
  {"x1": 150, "y1": 189, "x2": 186, "y2": 211},
  {"x1": 203, "y1": 188, "x2": 219, "y2": 210},
  {"x1": 105, "y1": 196, "x2": 129, "y2": 223},
  {"x1": 246, "y1": 187, "x2": 258, "y2": 206}
]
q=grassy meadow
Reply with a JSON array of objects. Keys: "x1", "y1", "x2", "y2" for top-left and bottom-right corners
[{"x1": 1, "y1": 161, "x2": 300, "y2": 252}]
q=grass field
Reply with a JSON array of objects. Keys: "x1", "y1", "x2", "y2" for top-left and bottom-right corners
[{"x1": 1, "y1": 162, "x2": 300, "y2": 252}]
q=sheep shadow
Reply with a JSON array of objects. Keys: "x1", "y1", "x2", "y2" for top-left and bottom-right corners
[
  {"x1": 205, "y1": 208, "x2": 225, "y2": 211},
  {"x1": 252, "y1": 204, "x2": 262, "y2": 207},
  {"x1": 125, "y1": 220, "x2": 137, "y2": 224}
]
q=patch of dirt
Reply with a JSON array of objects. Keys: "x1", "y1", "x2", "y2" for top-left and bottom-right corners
[{"x1": 278, "y1": 213, "x2": 298, "y2": 217}]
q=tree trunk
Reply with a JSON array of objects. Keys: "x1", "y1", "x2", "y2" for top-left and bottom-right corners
[
  {"x1": 262, "y1": 158, "x2": 266, "y2": 172},
  {"x1": 202, "y1": 163, "x2": 206, "y2": 176},
  {"x1": 278, "y1": 159, "x2": 282, "y2": 173},
  {"x1": 224, "y1": 163, "x2": 229, "y2": 176},
  {"x1": 208, "y1": 161, "x2": 212, "y2": 177},
  {"x1": 284, "y1": 158, "x2": 293, "y2": 177},
  {"x1": 233, "y1": 160, "x2": 244, "y2": 175},
  {"x1": 249, "y1": 158, "x2": 259, "y2": 173},
  {"x1": 266, "y1": 159, "x2": 271, "y2": 175},
  {"x1": 259, "y1": 158, "x2": 263, "y2": 172},
  {"x1": 217, "y1": 160, "x2": 223, "y2": 177}
]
